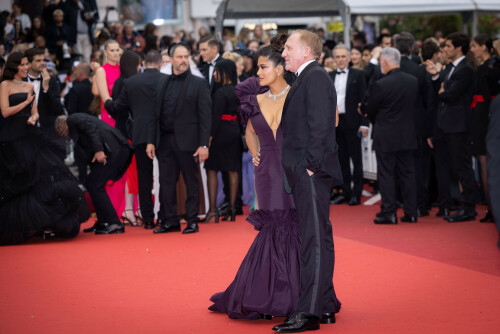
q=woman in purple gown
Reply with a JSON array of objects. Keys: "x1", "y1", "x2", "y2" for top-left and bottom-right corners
[{"x1": 209, "y1": 35, "x2": 301, "y2": 319}]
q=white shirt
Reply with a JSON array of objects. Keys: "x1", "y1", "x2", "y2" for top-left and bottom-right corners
[
  {"x1": 27, "y1": 74, "x2": 42, "y2": 105},
  {"x1": 334, "y1": 67, "x2": 348, "y2": 114},
  {"x1": 208, "y1": 54, "x2": 220, "y2": 84},
  {"x1": 296, "y1": 60, "x2": 315, "y2": 77}
]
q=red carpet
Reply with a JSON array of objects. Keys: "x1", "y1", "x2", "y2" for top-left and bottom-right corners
[{"x1": 1, "y1": 204, "x2": 499, "y2": 333}]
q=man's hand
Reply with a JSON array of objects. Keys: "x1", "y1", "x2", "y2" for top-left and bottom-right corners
[
  {"x1": 335, "y1": 105, "x2": 339, "y2": 127},
  {"x1": 438, "y1": 82, "x2": 445, "y2": 94},
  {"x1": 359, "y1": 127, "x2": 369, "y2": 138},
  {"x1": 306, "y1": 169, "x2": 314, "y2": 176},
  {"x1": 371, "y1": 46, "x2": 382, "y2": 60},
  {"x1": 146, "y1": 144, "x2": 156, "y2": 160},
  {"x1": 41, "y1": 68, "x2": 50, "y2": 92},
  {"x1": 193, "y1": 146, "x2": 209, "y2": 163},
  {"x1": 92, "y1": 151, "x2": 107, "y2": 164},
  {"x1": 427, "y1": 138, "x2": 434, "y2": 149},
  {"x1": 425, "y1": 59, "x2": 438, "y2": 76}
]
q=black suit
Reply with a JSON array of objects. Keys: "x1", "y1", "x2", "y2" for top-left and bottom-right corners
[
  {"x1": 282, "y1": 61, "x2": 342, "y2": 317},
  {"x1": 198, "y1": 56, "x2": 222, "y2": 95},
  {"x1": 105, "y1": 68, "x2": 168, "y2": 224},
  {"x1": 150, "y1": 71, "x2": 211, "y2": 226},
  {"x1": 67, "y1": 113, "x2": 132, "y2": 225},
  {"x1": 486, "y1": 95, "x2": 500, "y2": 247},
  {"x1": 367, "y1": 68, "x2": 418, "y2": 217},
  {"x1": 330, "y1": 67, "x2": 367, "y2": 201},
  {"x1": 432, "y1": 57, "x2": 477, "y2": 212}
]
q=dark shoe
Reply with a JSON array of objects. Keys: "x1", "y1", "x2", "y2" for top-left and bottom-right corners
[
  {"x1": 374, "y1": 213, "x2": 397, "y2": 224},
  {"x1": 436, "y1": 207, "x2": 450, "y2": 217},
  {"x1": 153, "y1": 224, "x2": 181, "y2": 234},
  {"x1": 143, "y1": 221, "x2": 156, "y2": 229},
  {"x1": 401, "y1": 215, "x2": 417, "y2": 223},
  {"x1": 272, "y1": 312, "x2": 320, "y2": 333},
  {"x1": 417, "y1": 208, "x2": 429, "y2": 217},
  {"x1": 200, "y1": 210, "x2": 219, "y2": 223},
  {"x1": 43, "y1": 230, "x2": 55, "y2": 240},
  {"x1": 182, "y1": 223, "x2": 199, "y2": 234},
  {"x1": 320, "y1": 312, "x2": 336, "y2": 324},
  {"x1": 348, "y1": 197, "x2": 360, "y2": 206},
  {"x1": 83, "y1": 220, "x2": 103, "y2": 233},
  {"x1": 259, "y1": 314, "x2": 274, "y2": 320},
  {"x1": 95, "y1": 222, "x2": 125, "y2": 235},
  {"x1": 444, "y1": 209, "x2": 476, "y2": 223},
  {"x1": 330, "y1": 194, "x2": 346, "y2": 205},
  {"x1": 376, "y1": 211, "x2": 384, "y2": 218},
  {"x1": 222, "y1": 209, "x2": 236, "y2": 222},
  {"x1": 480, "y1": 211, "x2": 494, "y2": 223},
  {"x1": 121, "y1": 209, "x2": 141, "y2": 226}
]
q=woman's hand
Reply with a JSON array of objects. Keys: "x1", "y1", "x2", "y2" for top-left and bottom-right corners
[
  {"x1": 25, "y1": 90, "x2": 36, "y2": 106},
  {"x1": 252, "y1": 152, "x2": 261, "y2": 167},
  {"x1": 27, "y1": 113, "x2": 39, "y2": 126}
]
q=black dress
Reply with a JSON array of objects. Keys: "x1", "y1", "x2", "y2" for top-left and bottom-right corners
[
  {"x1": 0, "y1": 93, "x2": 89, "y2": 245},
  {"x1": 204, "y1": 84, "x2": 242, "y2": 171},
  {"x1": 471, "y1": 58, "x2": 500, "y2": 155}
]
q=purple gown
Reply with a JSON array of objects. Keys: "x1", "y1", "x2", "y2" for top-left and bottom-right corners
[{"x1": 209, "y1": 77, "x2": 301, "y2": 319}]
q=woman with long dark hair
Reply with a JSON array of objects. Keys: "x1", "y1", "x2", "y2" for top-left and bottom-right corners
[
  {"x1": 203, "y1": 59, "x2": 242, "y2": 222},
  {"x1": 0, "y1": 52, "x2": 88, "y2": 245}
]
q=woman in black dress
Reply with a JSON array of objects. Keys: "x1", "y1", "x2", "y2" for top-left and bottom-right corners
[
  {"x1": 204, "y1": 59, "x2": 242, "y2": 221},
  {"x1": 470, "y1": 34, "x2": 500, "y2": 222},
  {"x1": 0, "y1": 52, "x2": 88, "y2": 245}
]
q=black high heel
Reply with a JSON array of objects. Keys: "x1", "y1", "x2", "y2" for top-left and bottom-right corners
[
  {"x1": 135, "y1": 209, "x2": 144, "y2": 224},
  {"x1": 122, "y1": 209, "x2": 141, "y2": 226},
  {"x1": 201, "y1": 210, "x2": 219, "y2": 223},
  {"x1": 222, "y1": 209, "x2": 236, "y2": 222}
]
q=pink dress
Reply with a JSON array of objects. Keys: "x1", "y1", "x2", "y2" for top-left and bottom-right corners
[{"x1": 100, "y1": 63, "x2": 126, "y2": 217}]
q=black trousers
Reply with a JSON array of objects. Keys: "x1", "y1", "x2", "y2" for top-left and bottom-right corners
[
  {"x1": 414, "y1": 137, "x2": 431, "y2": 210},
  {"x1": 85, "y1": 146, "x2": 131, "y2": 225},
  {"x1": 292, "y1": 170, "x2": 340, "y2": 317},
  {"x1": 445, "y1": 132, "x2": 477, "y2": 210},
  {"x1": 157, "y1": 133, "x2": 199, "y2": 225},
  {"x1": 432, "y1": 138, "x2": 453, "y2": 209},
  {"x1": 336, "y1": 124, "x2": 363, "y2": 200},
  {"x1": 134, "y1": 143, "x2": 154, "y2": 223},
  {"x1": 376, "y1": 150, "x2": 417, "y2": 216}
]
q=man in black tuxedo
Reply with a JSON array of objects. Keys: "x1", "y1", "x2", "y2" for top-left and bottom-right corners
[
  {"x1": 365, "y1": 47, "x2": 419, "y2": 224},
  {"x1": 198, "y1": 35, "x2": 222, "y2": 92},
  {"x1": 487, "y1": 95, "x2": 500, "y2": 248},
  {"x1": 330, "y1": 45, "x2": 368, "y2": 205},
  {"x1": 105, "y1": 50, "x2": 167, "y2": 230},
  {"x1": 55, "y1": 114, "x2": 133, "y2": 235},
  {"x1": 147, "y1": 44, "x2": 211, "y2": 235},
  {"x1": 273, "y1": 30, "x2": 342, "y2": 333},
  {"x1": 425, "y1": 32, "x2": 477, "y2": 222},
  {"x1": 25, "y1": 47, "x2": 64, "y2": 140},
  {"x1": 395, "y1": 32, "x2": 432, "y2": 216}
]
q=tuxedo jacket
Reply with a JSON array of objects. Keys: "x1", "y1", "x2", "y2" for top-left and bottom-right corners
[
  {"x1": 65, "y1": 79, "x2": 93, "y2": 115},
  {"x1": 366, "y1": 68, "x2": 418, "y2": 152},
  {"x1": 329, "y1": 67, "x2": 368, "y2": 130},
  {"x1": 432, "y1": 57, "x2": 475, "y2": 134},
  {"x1": 149, "y1": 71, "x2": 212, "y2": 152},
  {"x1": 198, "y1": 56, "x2": 223, "y2": 95},
  {"x1": 282, "y1": 61, "x2": 342, "y2": 191},
  {"x1": 105, "y1": 69, "x2": 168, "y2": 147},
  {"x1": 33, "y1": 75, "x2": 64, "y2": 131},
  {"x1": 67, "y1": 113, "x2": 132, "y2": 180}
]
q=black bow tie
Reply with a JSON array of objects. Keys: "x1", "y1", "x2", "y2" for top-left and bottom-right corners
[
  {"x1": 28, "y1": 76, "x2": 41, "y2": 81},
  {"x1": 337, "y1": 70, "x2": 346, "y2": 74}
]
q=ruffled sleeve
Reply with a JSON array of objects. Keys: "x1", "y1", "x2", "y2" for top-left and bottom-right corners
[{"x1": 235, "y1": 77, "x2": 268, "y2": 125}]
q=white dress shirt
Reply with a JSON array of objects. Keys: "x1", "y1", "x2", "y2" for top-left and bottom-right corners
[
  {"x1": 27, "y1": 74, "x2": 42, "y2": 105},
  {"x1": 296, "y1": 60, "x2": 315, "y2": 77},
  {"x1": 334, "y1": 67, "x2": 348, "y2": 114}
]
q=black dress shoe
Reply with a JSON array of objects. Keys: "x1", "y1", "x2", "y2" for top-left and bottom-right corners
[
  {"x1": 374, "y1": 214, "x2": 397, "y2": 224},
  {"x1": 95, "y1": 222, "x2": 125, "y2": 234},
  {"x1": 330, "y1": 194, "x2": 346, "y2": 205},
  {"x1": 480, "y1": 211, "x2": 495, "y2": 223},
  {"x1": 272, "y1": 312, "x2": 320, "y2": 333},
  {"x1": 436, "y1": 208, "x2": 450, "y2": 217},
  {"x1": 401, "y1": 215, "x2": 417, "y2": 223},
  {"x1": 153, "y1": 224, "x2": 181, "y2": 234},
  {"x1": 83, "y1": 220, "x2": 103, "y2": 233},
  {"x1": 417, "y1": 208, "x2": 429, "y2": 217},
  {"x1": 376, "y1": 211, "x2": 384, "y2": 218},
  {"x1": 320, "y1": 312, "x2": 336, "y2": 324},
  {"x1": 143, "y1": 221, "x2": 156, "y2": 229},
  {"x1": 182, "y1": 223, "x2": 199, "y2": 234},
  {"x1": 259, "y1": 314, "x2": 274, "y2": 320},
  {"x1": 445, "y1": 209, "x2": 476, "y2": 222},
  {"x1": 348, "y1": 197, "x2": 360, "y2": 206}
]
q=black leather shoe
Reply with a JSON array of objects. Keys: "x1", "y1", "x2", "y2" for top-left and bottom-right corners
[
  {"x1": 95, "y1": 222, "x2": 125, "y2": 234},
  {"x1": 401, "y1": 215, "x2": 417, "y2": 223},
  {"x1": 348, "y1": 197, "x2": 360, "y2": 206},
  {"x1": 320, "y1": 312, "x2": 336, "y2": 324},
  {"x1": 143, "y1": 221, "x2": 156, "y2": 229},
  {"x1": 376, "y1": 211, "x2": 384, "y2": 218},
  {"x1": 272, "y1": 312, "x2": 320, "y2": 333},
  {"x1": 480, "y1": 211, "x2": 494, "y2": 223},
  {"x1": 330, "y1": 194, "x2": 346, "y2": 205},
  {"x1": 259, "y1": 314, "x2": 274, "y2": 320},
  {"x1": 374, "y1": 214, "x2": 397, "y2": 224},
  {"x1": 436, "y1": 208, "x2": 450, "y2": 217},
  {"x1": 417, "y1": 208, "x2": 429, "y2": 217},
  {"x1": 83, "y1": 220, "x2": 103, "y2": 233},
  {"x1": 153, "y1": 224, "x2": 181, "y2": 234},
  {"x1": 444, "y1": 209, "x2": 476, "y2": 222},
  {"x1": 182, "y1": 223, "x2": 199, "y2": 234}
]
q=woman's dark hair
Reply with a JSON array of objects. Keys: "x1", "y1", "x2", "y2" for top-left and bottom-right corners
[
  {"x1": 119, "y1": 50, "x2": 140, "y2": 79},
  {"x1": 256, "y1": 33, "x2": 288, "y2": 68},
  {"x1": 142, "y1": 22, "x2": 157, "y2": 40},
  {"x1": 144, "y1": 34, "x2": 159, "y2": 53},
  {"x1": 214, "y1": 58, "x2": 237, "y2": 86},
  {"x1": 1, "y1": 52, "x2": 25, "y2": 82},
  {"x1": 474, "y1": 33, "x2": 494, "y2": 55}
]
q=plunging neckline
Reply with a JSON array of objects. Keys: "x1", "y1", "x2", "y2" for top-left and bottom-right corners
[{"x1": 256, "y1": 98, "x2": 283, "y2": 142}]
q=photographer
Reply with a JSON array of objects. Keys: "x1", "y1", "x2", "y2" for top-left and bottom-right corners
[{"x1": 45, "y1": 9, "x2": 74, "y2": 71}]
